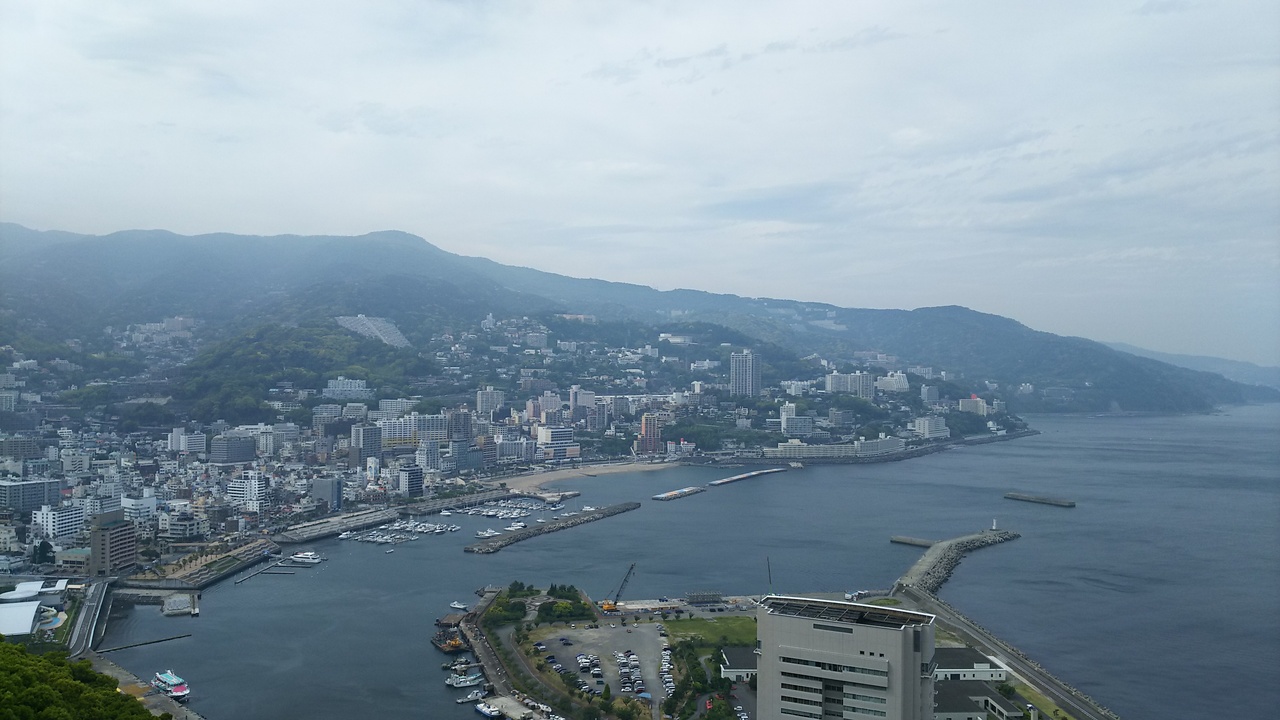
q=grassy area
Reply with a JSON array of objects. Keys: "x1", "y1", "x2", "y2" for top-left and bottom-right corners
[
  {"x1": 664, "y1": 616, "x2": 757, "y2": 647},
  {"x1": 865, "y1": 597, "x2": 901, "y2": 607},
  {"x1": 52, "y1": 596, "x2": 81, "y2": 645},
  {"x1": 1015, "y1": 681, "x2": 1079, "y2": 720},
  {"x1": 203, "y1": 556, "x2": 241, "y2": 574}
]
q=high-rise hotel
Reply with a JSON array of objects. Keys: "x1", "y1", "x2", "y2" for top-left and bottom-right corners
[
  {"x1": 757, "y1": 595, "x2": 936, "y2": 720},
  {"x1": 730, "y1": 349, "x2": 761, "y2": 397}
]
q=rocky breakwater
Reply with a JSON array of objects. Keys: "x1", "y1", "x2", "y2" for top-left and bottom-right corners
[
  {"x1": 464, "y1": 502, "x2": 641, "y2": 554},
  {"x1": 896, "y1": 529, "x2": 1021, "y2": 595}
]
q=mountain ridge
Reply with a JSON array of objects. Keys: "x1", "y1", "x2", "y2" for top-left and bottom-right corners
[{"x1": 1, "y1": 223, "x2": 1275, "y2": 412}]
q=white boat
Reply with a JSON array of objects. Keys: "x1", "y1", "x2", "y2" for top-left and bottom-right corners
[
  {"x1": 385, "y1": 548, "x2": 395, "y2": 554},
  {"x1": 337, "y1": 531, "x2": 353, "y2": 539},
  {"x1": 439, "y1": 510, "x2": 452, "y2": 516},
  {"x1": 446, "y1": 672, "x2": 485, "y2": 688},
  {"x1": 152, "y1": 670, "x2": 191, "y2": 701},
  {"x1": 450, "y1": 601, "x2": 468, "y2": 611},
  {"x1": 475, "y1": 701, "x2": 502, "y2": 717},
  {"x1": 289, "y1": 551, "x2": 323, "y2": 564},
  {"x1": 456, "y1": 688, "x2": 488, "y2": 704}
]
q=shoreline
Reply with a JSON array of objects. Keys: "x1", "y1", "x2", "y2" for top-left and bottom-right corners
[{"x1": 499, "y1": 460, "x2": 677, "y2": 493}]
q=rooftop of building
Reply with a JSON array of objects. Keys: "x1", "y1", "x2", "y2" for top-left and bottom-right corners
[
  {"x1": 721, "y1": 646, "x2": 759, "y2": 670},
  {"x1": 934, "y1": 646, "x2": 999, "y2": 669},
  {"x1": 760, "y1": 595, "x2": 935, "y2": 629},
  {"x1": 934, "y1": 679, "x2": 1024, "y2": 717}
]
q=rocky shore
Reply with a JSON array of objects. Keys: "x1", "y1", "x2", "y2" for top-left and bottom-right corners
[{"x1": 895, "y1": 529, "x2": 1022, "y2": 594}]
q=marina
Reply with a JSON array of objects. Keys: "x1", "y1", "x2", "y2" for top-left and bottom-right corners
[{"x1": 464, "y1": 502, "x2": 642, "y2": 554}]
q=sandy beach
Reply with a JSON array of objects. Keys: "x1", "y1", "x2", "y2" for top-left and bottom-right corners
[{"x1": 501, "y1": 461, "x2": 677, "y2": 493}]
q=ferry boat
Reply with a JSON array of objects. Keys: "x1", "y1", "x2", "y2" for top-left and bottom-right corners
[
  {"x1": 475, "y1": 701, "x2": 503, "y2": 717},
  {"x1": 151, "y1": 670, "x2": 191, "y2": 701},
  {"x1": 449, "y1": 601, "x2": 468, "y2": 610},
  {"x1": 446, "y1": 672, "x2": 485, "y2": 688},
  {"x1": 289, "y1": 551, "x2": 323, "y2": 564}
]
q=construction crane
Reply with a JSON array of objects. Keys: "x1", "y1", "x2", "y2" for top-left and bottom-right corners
[{"x1": 600, "y1": 563, "x2": 635, "y2": 613}]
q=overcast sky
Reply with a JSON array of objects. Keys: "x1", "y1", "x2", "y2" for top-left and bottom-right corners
[{"x1": 2, "y1": 2, "x2": 1277, "y2": 365}]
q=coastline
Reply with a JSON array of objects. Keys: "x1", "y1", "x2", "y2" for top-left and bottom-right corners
[{"x1": 500, "y1": 461, "x2": 677, "y2": 493}]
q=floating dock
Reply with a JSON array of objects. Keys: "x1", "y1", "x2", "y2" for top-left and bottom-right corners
[
  {"x1": 706, "y1": 467, "x2": 787, "y2": 486},
  {"x1": 652, "y1": 486, "x2": 706, "y2": 501},
  {"x1": 1004, "y1": 492, "x2": 1076, "y2": 508}
]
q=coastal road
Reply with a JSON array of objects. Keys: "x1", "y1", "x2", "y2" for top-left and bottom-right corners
[
  {"x1": 68, "y1": 580, "x2": 109, "y2": 658},
  {"x1": 898, "y1": 586, "x2": 1118, "y2": 720}
]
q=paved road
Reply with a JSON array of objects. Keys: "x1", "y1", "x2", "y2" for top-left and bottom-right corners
[
  {"x1": 68, "y1": 580, "x2": 108, "y2": 657},
  {"x1": 898, "y1": 586, "x2": 1119, "y2": 720}
]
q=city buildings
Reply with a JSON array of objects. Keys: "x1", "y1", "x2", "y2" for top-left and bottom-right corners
[
  {"x1": 756, "y1": 595, "x2": 936, "y2": 720},
  {"x1": 911, "y1": 416, "x2": 951, "y2": 440},
  {"x1": 89, "y1": 509, "x2": 138, "y2": 577},
  {"x1": 634, "y1": 413, "x2": 663, "y2": 454},
  {"x1": 730, "y1": 349, "x2": 761, "y2": 397},
  {"x1": 32, "y1": 504, "x2": 86, "y2": 540},
  {"x1": 826, "y1": 372, "x2": 876, "y2": 400},
  {"x1": 476, "y1": 386, "x2": 506, "y2": 417},
  {"x1": 958, "y1": 397, "x2": 989, "y2": 416}
]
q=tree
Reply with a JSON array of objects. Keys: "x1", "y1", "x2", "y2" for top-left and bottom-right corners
[
  {"x1": 34, "y1": 540, "x2": 54, "y2": 564},
  {"x1": 996, "y1": 681, "x2": 1016, "y2": 699}
]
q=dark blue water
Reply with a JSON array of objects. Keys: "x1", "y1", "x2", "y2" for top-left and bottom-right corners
[{"x1": 102, "y1": 405, "x2": 1280, "y2": 719}]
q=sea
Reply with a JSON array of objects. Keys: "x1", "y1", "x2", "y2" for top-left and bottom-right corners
[{"x1": 100, "y1": 404, "x2": 1280, "y2": 719}]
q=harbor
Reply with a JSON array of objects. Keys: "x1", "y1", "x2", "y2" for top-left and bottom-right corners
[{"x1": 464, "y1": 502, "x2": 641, "y2": 553}]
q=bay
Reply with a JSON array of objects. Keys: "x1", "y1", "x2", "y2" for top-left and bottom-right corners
[{"x1": 101, "y1": 404, "x2": 1280, "y2": 719}]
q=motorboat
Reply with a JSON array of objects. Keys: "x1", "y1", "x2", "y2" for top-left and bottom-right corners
[
  {"x1": 456, "y1": 688, "x2": 488, "y2": 704},
  {"x1": 450, "y1": 601, "x2": 469, "y2": 611},
  {"x1": 446, "y1": 672, "x2": 485, "y2": 688},
  {"x1": 475, "y1": 701, "x2": 503, "y2": 717},
  {"x1": 385, "y1": 548, "x2": 395, "y2": 554},
  {"x1": 289, "y1": 551, "x2": 323, "y2": 564}
]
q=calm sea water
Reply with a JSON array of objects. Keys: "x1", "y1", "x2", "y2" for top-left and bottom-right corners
[{"x1": 101, "y1": 405, "x2": 1280, "y2": 719}]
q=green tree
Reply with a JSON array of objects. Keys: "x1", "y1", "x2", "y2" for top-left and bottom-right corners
[{"x1": 34, "y1": 540, "x2": 54, "y2": 564}]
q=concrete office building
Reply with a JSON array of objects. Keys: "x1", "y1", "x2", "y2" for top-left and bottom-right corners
[
  {"x1": 730, "y1": 349, "x2": 761, "y2": 397},
  {"x1": 756, "y1": 595, "x2": 936, "y2": 720},
  {"x1": 0, "y1": 478, "x2": 61, "y2": 513},
  {"x1": 89, "y1": 510, "x2": 138, "y2": 577}
]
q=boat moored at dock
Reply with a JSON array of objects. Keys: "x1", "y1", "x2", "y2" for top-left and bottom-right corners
[{"x1": 288, "y1": 551, "x2": 324, "y2": 564}]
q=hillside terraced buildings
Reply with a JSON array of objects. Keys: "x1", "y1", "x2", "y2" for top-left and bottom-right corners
[{"x1": 757, "y1": 595, "x2": 936, "y2": 720}]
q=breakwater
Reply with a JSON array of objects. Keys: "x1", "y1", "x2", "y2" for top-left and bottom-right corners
[
  {"x1": 895, "y1": 529, "x2": 1021, "y2": 595},
  {"x1": 464, "y1": 502, "x2": 641, "y2": 554},
  {"x1": 652, "y1": 486, "x2": 706, "y2": 501},
  {"x1": 1005, "y1": 492, "x2": 1076, "y2": 508},
  {"x1": 706, "y1": 467, "x2": 787, "y2": 485},
  {"x1": 889, "y1": 536, "x2": 935, "y2": 548}
]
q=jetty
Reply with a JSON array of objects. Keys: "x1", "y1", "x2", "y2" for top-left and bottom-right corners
[
  {"x1": 894, "y1": 528, "x2": 1021, "y2": 595},
  {"x1": 706, "y1": 467, "x2": 787, "y2": 486},
  {"x1": 889, "y1": 536, "x2": 936, "y2": 548},
  {"x1": 1004, "y1": 492, "x2": 1076, "y2": 508},
  {"x1": 652, "y1": 486, "x2": 705, "y2": 501},
  {"x1": 464, "y1": 502, "x2": 641, "y2": 553}
]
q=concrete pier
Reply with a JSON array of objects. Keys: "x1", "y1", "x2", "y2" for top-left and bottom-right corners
[{"x1": 890, "y1": 536, "x2": 936, "y2": 548}]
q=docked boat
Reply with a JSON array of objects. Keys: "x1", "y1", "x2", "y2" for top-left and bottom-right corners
[
  {"x1": 151, "y1": 670, "x2": 191, "y2": 701},
  {"x1": 439, "y1": 510, "x2": 452, "y2": 516},
  {"x1": 456, "y1": 688, "x2": 488, "y2": 704},
  {"x1": 449, "y1": 601, "x2": 468, "y2": 610},
  {"x1": 289, "y1": 551, "x2": 323, "y2": 564},
  {"x1": 432, "y1": 629, "x2": 467, "y2": 654},
  {"x1": 446, "y1": 672, "x2": 485, "y2": 688},
  {"x1": 475, "y1": 701, "x2": 502, "y2": 717}
]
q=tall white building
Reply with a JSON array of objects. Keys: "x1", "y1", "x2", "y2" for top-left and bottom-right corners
[
  {"x1": 957, "y1": 398, "x2": 988, "y2": 416},
  {"x1": 476, "y1": 386, "x2": 506, "y2": 417},
  {"x1": 730, "y1": 350, "x2": 761, "y2": 397},
  {"x1": 227, "y1": 470, "x2": 270, "y2": 513},
  {"x1": 912, "y1": 416, "x2": 951, "y2": 440},
  {"x1": 875, "y1": 371, "x2": 911, "y2": 393},
  {"x1": 826, "y1": 372, "x2": 876, "y2": 400},
  {"x1": 32, "y1": 504, "x2": 86, "y2": 540},
  {"x1": 756, "y1": 595, "x2": 936, "y2": 720}
]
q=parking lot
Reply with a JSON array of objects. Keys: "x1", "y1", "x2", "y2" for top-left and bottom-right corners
[{"x1": 530, "y1": 619, "x2": 671, "y2": 706}]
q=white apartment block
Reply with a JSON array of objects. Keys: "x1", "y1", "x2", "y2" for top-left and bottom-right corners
[
  {"x1": 33, "y1": 504, "x2": 87, "y2": 540},
  {"x1": 912, "y1": 416, "x2": 951, "y2": 440},
  {"x1": 826, "y1": 372, "x2": 876, "y2": 400}
]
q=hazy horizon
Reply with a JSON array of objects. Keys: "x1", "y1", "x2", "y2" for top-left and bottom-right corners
[{"x1": 2, "y1": 2, "x2": 1277, "y2": 365}]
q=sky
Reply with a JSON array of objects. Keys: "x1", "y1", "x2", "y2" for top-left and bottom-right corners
[{"x1": 2, "y1": 2, "x2": 1278, "y2": 365}]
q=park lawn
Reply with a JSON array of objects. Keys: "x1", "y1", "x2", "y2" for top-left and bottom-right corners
[
  {"x1": 664, "y1": 616, "x2": 757, "y2": 647},
  {"x1": 865, "y1": 597, "x2": 901, "y2": 607},
  {"x1": 1015, "y1": 682, "x2": 1078, "y2": 720},
  {"x1": 204, "y1": 556, "x2": 241, "y2": 574}
]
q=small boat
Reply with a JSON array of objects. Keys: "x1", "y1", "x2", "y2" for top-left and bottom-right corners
[
  {"x1": 289, "y1": 551, "x2": 323, "y2": 564},
  {"x1": 475, "y1": 701, "x2": 503, "y2": 717},
  {"x1": 446, "y1": 672, "x2": 485, "y2": 688},
  {"x1": 449, "y1": 601, "x2": 468, "y2": 611},
  {"x1": 439, "y1": 510, "x2": 452, "y2": 516},
  {"x1": 456, "y1": 688, "x2": 488, "y2": 704},
  {"x1": 385, "y1": 548, "x2": 395, "y2": 554}
]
